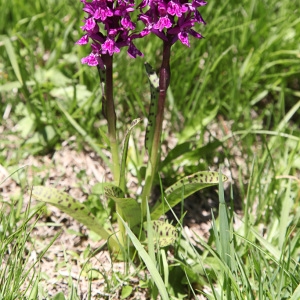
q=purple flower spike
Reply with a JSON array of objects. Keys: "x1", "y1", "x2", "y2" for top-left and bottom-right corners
[
  {"x1": 138, "y1": 0, "x2": 206, "y2": 46},
  {"x1": 77, "y1": 0, "x2": 143, "y2": 66}
]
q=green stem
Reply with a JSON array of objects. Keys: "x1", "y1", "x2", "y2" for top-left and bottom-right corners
[
  {"x1": 102, "y1": 55, "x2": 124, "y2": 248},
  {"x1": 103, "y1": 54, "x2": 120, "y2": 184},
  {"x1": 141, "y1": 41, "x2": 171, "y2": 217}
]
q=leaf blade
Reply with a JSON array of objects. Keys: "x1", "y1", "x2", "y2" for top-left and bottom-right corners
[
  {"x1": 31, "y1": 186, "x2": 119, "y2": 250},
  {"x1": 104, "y1": 184, "x2": 142, "y2": 228},
  {"x1": 143, "y1": 220, "x2": 177, "y2": 248},
  {"x1": 151, "y1": 171, "x2": 228, "y2": 219},
  {"x1": 120, "y1": 216, "x2": 170, "y2": 300}
]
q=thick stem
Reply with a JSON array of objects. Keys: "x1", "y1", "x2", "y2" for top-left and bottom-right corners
[
  {"x1": 141, "y1": 41, "x2": 171, "y2": 217},
  {"x1": 103, "y1": 54, "x2": 120, "y2": 184},
  {"x1": 102, "y1": 55, "x2": 124, "y2": 248}
]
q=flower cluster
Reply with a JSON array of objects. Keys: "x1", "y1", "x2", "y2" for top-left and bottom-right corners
[
  {"x1": 77, "y1": 0, "x2": 207, "y2": 66},
  {"x1": 76, "y1": 0, "x2": 143, "y2": 66},
  {"x1": 138, "y1": 0, "x2": 206, "y2": 47}
]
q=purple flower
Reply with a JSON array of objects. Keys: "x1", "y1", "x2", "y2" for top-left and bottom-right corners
[
  {"x1": 77, "y1": 0, "x2": 143, "y2": 66},
  {"x1": 138, "y1": 0, "x2": 206, "y2": 46}
]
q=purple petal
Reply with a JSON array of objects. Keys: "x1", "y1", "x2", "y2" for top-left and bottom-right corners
[
  {"x1": 188, "y1": 28, "x2": 203, "y2": 39},
  {"x1": 81, "y1": 53, "x2": 99, "y2": 66},
  {"x1": 178, "y1": 31, "x2": 190, "y2": 46},
  {"x1": 76, "y1": 35, "x2": 89, "y2": 45},
  {"x1": 153, "y1": 16, "x2": 172, "y2": 31},
  {"x1": 102, "y1": 38, "x2": 120, "y2": 56},
  {"x1": 127, "y1": 42, "x2": 143, "y2": 58}
]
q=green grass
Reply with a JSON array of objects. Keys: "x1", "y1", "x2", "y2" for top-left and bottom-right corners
[
  {"x1": 0, "y1": 193, "x2": 61, "y2": 299},
  {"x1": 1, "y1": 0, "x2": 300, "y2": 298}
]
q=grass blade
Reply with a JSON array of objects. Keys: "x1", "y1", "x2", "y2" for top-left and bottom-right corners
[{"x1": 120, "y1": 216, "x2": 169, "y2": 300}]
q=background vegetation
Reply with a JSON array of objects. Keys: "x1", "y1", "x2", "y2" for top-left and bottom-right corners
[{"x1": 1, "y1": 0, "x2": 299, "y2": 299}]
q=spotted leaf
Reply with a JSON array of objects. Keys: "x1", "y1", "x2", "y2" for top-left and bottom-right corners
[
  {"x1": 104, "y1": 184, "x2": 141, "y2": 228},
  {"x1": 31, "y1": 186, "x2": 119, "y2": 250},
  {"x1": 151, "y1": 171, "x2": 228, "y2": 220},
  {"x1": 143, "y1": 220, "x2": 177, "y2": 248}
]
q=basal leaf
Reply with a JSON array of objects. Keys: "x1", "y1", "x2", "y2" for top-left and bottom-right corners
[
  {"x1": 104, "y1": 184, "x2": 141, "y2": 228},
  {"x1": 143, "y1": 220, "x2": 177, "y2": 248},
  {"x1": 104, "y1": 183, "x2": 125, "y2": 198},
  {"x1": 31, "y1": 186, "x2": 119, "y2": 250},
  {"x1": 151, "y1": 171, "x2": 228, "y2": 220}
]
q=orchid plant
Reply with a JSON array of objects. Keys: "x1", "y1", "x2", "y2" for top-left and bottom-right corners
[{"x1": 32, "y1": 0, "x2": 227, "y2": 258}]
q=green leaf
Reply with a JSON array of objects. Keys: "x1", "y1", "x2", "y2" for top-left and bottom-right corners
[
  {"x1": 178, "y1": 103, "x2": 219, "y2": 143},
  {"x1": 31, "y1": 186, "x2": 119, "y2": 251},
  {"x1": 1, "y1": 35, "x2": 23, "y2": 85},
  {"x1": 51, "y1": 292, "x2": 66, "y2": 300},
  {"x1": 161, "y1": 140, "x2": 222, "y2": 169},
  {"x1": 216, "y1": 171, "x2": 233, "y2": 268},
  {"x1": 0, "y1": 81, "x2": 22, "y2": 92},
  {"x1": 50, "y1": 85, "x2": 91, "y2": 102},
  {"x1": 144, "y1": 62, "x2": 159, "y2": 157},
  {"x1": 27, "y1": 273, "x2": 39, "y2": 300},
  {"x1": 143, "y1": 220, "x2": 177, "y2": 248},
  {"x1": 104, "y1": 184, "x2": 141, "y2": 228},
  {"x1": 160, "y1": 142, "x2": 192, "y2": 168},
  {"x1": 119, "y1": 118, "x2": 142, "y2": 190},
  {"x1": 121, "y1": 286, "x2": 133, "y2": 299},
  {"x1": 17, "y1": 116, "x2": 35, "y2": 138},
  {"x1": 120, "y1": 217, "x2": 170, "y2": 300},
  {"x1": 290, "y1": 284, "x2": 300, "y2": 300},
  {"x1": 151, "y1": 171, "x2": 228, "y2": 220}
]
